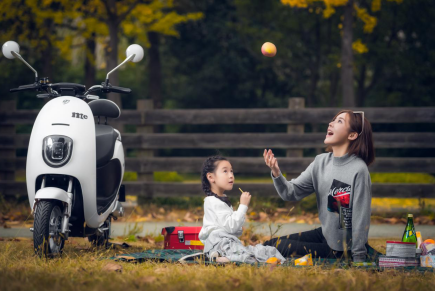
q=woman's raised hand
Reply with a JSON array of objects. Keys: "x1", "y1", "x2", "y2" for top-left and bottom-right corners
[{"x1": 263, "y1": 149, "x2": 281, "y2": 178}]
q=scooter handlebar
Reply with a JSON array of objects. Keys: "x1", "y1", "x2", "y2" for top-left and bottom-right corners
[
  {"x1": 109, "y1": 85, "x2": 132, "y2": 94},
  {"x1": 10, "y1": 83, "x2": 40, "y2": 92}
]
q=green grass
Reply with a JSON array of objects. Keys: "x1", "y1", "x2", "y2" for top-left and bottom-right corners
[
  {"x1": 0, "y1": 237, "x2": 433, "y2": 291},
  {"x1": 122, "y1": 171, "x2": 435, "y2": 184},
  {"x1": 370, "y1": 173, "x2": 435, "y2": 184}
]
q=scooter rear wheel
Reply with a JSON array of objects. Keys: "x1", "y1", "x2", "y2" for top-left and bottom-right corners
[
  {"x1": 88, "y1": 217, "x2": 111, "y2": 248},
  {"x1": 33, "y1": 200, "x2": 65, "y2": 257}
]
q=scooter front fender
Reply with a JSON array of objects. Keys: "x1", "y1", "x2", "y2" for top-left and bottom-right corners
[{"x1": 34, "y1": 187, "x2": 68, "y2": 204}]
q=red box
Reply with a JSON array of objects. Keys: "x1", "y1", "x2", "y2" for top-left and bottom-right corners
[{"x1": 161, "y1": 226, "x2": 204, "y2": 250}]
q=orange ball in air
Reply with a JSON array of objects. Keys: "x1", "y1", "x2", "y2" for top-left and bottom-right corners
[{"x1": 261, "y1": 42, "x2": 277, "y2": 57}]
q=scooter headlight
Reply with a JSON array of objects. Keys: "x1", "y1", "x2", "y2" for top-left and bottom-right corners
[{"x1": 42, "y1": 136, "x2": 73, "y2": 168}]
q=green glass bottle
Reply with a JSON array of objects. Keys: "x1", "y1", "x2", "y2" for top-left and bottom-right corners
[{"x1": 402, "y1": 214, "x2": 417, "y2": 246}]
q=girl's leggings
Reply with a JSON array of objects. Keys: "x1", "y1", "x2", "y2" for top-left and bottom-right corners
[{"x1": 263, "y1": 227, "x2": 374, "y2": 259}]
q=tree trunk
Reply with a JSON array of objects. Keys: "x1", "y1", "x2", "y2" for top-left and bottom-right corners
[
  {"x1": 148, "y1": 31, "x2": 162, "y2": 110},
  {"x1": 308, "y1": 14, "x2": 321, "y2": 108},
  {"x1": 105, "y1": 0, "x2": 122, "y2": 108},
  {"x1": 326, "y1": 16, "x2": 338, "y2": 107},
  {"x1": 85, "y1": 33, "x2": 96, "y2": 90},
  {"x1": 341, "y1": 0, "x2": 355, "y2": 107},
  {"x1": 42, "y1": 42, "x2": 53, "y2": 79},
  {"x1": 356, "y1": 64, "x2": 366, "y2": 107}
]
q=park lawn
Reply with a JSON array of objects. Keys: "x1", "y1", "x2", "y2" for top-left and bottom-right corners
[{"x1": 0, "y1": 237, "x2": 434, "y2": 291}]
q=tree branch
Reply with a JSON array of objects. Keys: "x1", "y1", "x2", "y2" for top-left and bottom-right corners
[
  {"x1": 117, "y1": 1, "x2": 140, "y2": 24},
  {"x1": 103, "y1": 0, "x2": 114, "y2": 18}
]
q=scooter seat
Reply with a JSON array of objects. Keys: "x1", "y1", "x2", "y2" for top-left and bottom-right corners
[
  {"x1": 88, "y1": 99, "x2": 121, "y2": 119},
  {"x1": 95, "y1": 125, "x2": 119, "y2": 167}
]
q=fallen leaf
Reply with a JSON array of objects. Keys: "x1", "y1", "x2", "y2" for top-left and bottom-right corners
[
  {"x1": 227, "y1": 277, "x2": 241, "y2": 288},
  {"x1": 155, "y1": 267, "x2": 168, "y2": 274},
  {"x1": 183, "y1": 212, "x2": 194, "y2": 222},
  {"x1": 259, "y1": 212, "x2": 268, "y2": 222},
  {"x1": 102, "y1": 263, "x2": 122, "y2": 272},
  {"x1": 139, "y1": 276, "x2": 157, "y2": 284}
]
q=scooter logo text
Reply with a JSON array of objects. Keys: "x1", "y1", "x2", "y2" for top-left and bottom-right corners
[{"x1": 71, "y1": 112, "x2": 88, "y2": 119}]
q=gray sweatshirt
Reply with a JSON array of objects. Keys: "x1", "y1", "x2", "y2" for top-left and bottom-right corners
[{"x1": 271, "y1": 152, "x2": 371, "y2": 262}]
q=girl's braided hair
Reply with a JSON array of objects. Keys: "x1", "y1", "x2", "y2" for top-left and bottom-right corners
[{"x1": 201, "y1": 156, "x2": 228, "y2": 197}]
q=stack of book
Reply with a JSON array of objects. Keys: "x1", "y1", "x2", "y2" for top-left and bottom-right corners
[
  {"x1": 379, "y1": 241, "x2": 418, "y2": 268},
  {"x1": 379, "y1": 256, "x2": 419, "y2": 267}
]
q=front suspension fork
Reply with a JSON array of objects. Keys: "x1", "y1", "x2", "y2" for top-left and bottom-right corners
[{"x1": 61, "y1": 177, "x2": 74, "y2": 238}]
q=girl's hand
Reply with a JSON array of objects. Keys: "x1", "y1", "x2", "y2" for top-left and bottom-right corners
[
  {"x1": 240, "y1": 192, "x2": 251, "y2": 206},
  {"x1": 263, "y1": 149, "x2": 281, "y2": 178}
]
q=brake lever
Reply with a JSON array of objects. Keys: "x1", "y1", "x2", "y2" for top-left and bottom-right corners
[{"x1": 10, "y1": 82, "x2": 41, "y2": 92}]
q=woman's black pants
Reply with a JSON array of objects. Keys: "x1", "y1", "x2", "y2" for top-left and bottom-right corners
[{"x1": 263, "y1": 227, "x2": 373, "y2": 259}]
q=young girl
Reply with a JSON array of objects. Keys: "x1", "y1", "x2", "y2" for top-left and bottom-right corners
[
  {"x1": 263, "y1": 110, "x2": 376, "y2": 263},
  {"x1": 198, "y1": 156, "x2": 286, "y2": 264}
]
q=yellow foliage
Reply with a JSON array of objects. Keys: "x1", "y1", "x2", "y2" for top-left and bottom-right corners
[
  {"x1": 372, "y1": 0, "x2": 381, "y2": 12},
  {"x1": 281, "y1": 0, "x2": 309, "y2": 8},
  {"x1": 0, "y1": 0, "x2": 203, "y2": 66},
  {"x1": 354, "y1": 4, "x2": 378, "y2": 33},
  {"x1": 122, "y1": 1, "x2": 203, "y2": 47},
  {"x1": 352, "y1": 39, "x2": 368, "y2": 54},
  {"x1": 323, "y1": 0, "x2": 347, "y2": 6},
  {"x1": 322, "y1": 4, "x2": 334, "y2": 18},
  {"x1": 281, "y1": 0, "x2": 403, "y2": 35}
]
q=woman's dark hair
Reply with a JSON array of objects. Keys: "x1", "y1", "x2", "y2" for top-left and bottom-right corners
[
  {"x1": 201, "y1": 156, "x2": 228, "y2": 196},
  {"x1": 325, "y1": 110, "x2": 375, "y2": 166}
]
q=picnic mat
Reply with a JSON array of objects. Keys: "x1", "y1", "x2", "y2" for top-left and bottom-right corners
[{"x1": 110, "y1": 249, "x2": 433, "y2": 272}]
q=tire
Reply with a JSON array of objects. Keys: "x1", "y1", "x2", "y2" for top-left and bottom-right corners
[
  {"x1": 33, "y1": 200, "x2": 65, "y2": 258},
  {"x1": 88, "y1": 216, "x2": 111, "y2": 248}
]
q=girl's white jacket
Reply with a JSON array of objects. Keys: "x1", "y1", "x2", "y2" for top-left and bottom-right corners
[{"x1": 198, "y1": 196, "x2": 248, "y2": 244}]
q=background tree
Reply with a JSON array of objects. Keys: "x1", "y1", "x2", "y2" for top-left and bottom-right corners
[
  {"x1": 71, "y1": 0, "x2": 202, "y2": 108},
  {"x1": 281, "y1": 0, "x2": 401, "y2": 107},
  {"x1": 0, "y1": 0, "x2": 78, "y2": 78}
]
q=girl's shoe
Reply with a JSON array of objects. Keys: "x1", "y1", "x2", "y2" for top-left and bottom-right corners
[
  {"x1": 209, "y1": 251, "x2": 219, "y2": 262},
  {"x1": 216, "y1": 257, "x2": 230, "y2": 263}
]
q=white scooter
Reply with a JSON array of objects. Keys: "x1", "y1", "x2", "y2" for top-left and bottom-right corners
[{"x1": 2, "y1": 41, "x2": 144, "y2": 257}]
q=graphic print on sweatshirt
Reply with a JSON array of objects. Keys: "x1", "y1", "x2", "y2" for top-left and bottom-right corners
[{"x1": 327, "y1": 179, "x2": 352, "y2": 229}]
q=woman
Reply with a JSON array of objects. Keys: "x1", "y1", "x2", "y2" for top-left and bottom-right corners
[{"x1": 263, "y1": 110, "x2": 376, "y2": 262}]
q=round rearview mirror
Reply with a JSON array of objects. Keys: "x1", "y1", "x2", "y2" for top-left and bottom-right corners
[
  {"x1": 126, "y1": 44, "x2": 144, "y2": 63},
  {"x1": 2, "y1": 41, "x2": 20, "y2": 59}
]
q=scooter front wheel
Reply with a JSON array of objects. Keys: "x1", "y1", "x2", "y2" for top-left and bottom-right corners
[{"x1": 33, "y1": 201, "x2": 65, "y2": 257}]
